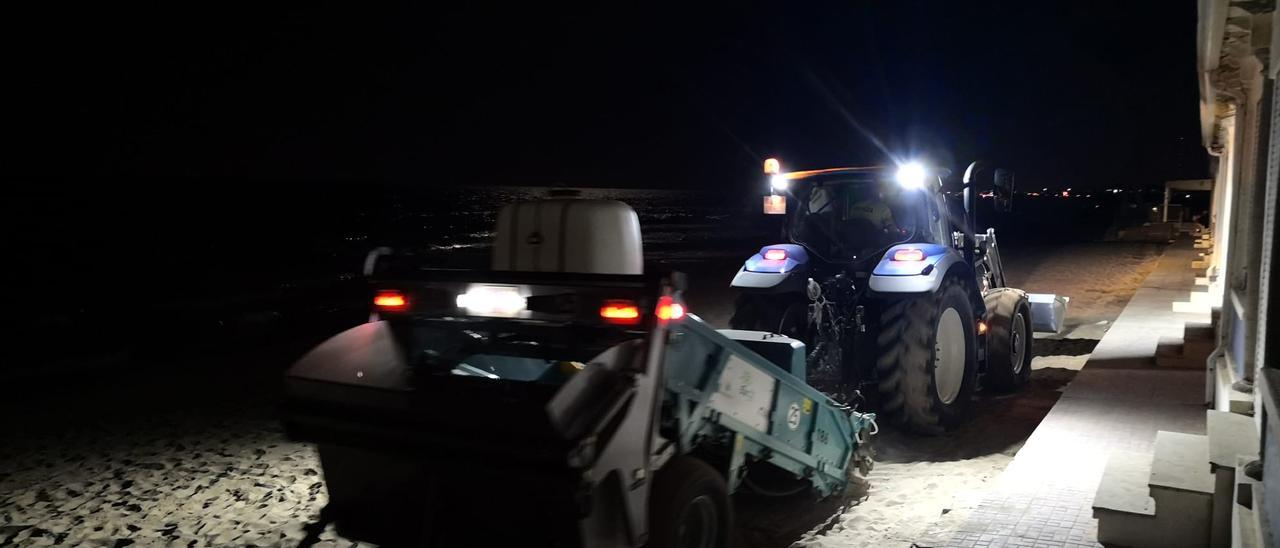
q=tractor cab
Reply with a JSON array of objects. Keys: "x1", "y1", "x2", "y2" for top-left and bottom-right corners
[{"x1": 774, "y1": 166, "x2": 949, "y2": 265}]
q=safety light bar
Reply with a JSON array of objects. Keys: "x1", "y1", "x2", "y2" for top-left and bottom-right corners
[
  {"x1": 763, "y1": 249, "x2": 787, "y2": 261},
  {"x1": 373, "y1": 291, "x2": 408, "y2": 311},
  {"x1": 892, "y1": 248, "x2": 926, "y2": 262}
]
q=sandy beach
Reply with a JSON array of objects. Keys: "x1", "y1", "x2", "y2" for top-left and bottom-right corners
[{"x1": 0, "y1": 242, "x2": 1164, "y2": 547}]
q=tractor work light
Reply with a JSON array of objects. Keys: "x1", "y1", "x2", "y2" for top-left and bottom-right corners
[
  {"x1": 895, "y1": 162, "x2": 927, "y2": 190},
  {"x1": 892, "y1": 248, "x2": 926, "y2": 262},
  {"x1": 456, "y1": 285, "x2": 526, "y2": 317},
  {"x1": 770, "y1": 175, "x2": 789, "y2": 192}
]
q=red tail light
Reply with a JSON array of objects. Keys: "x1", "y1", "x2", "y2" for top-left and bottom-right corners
[
  {"x1": 892, "y1": 248, "x2": 926, "y2": 262},
  {"x1": 600, "y1": 300, "x2": 641, "y2": 325},
  {"x1": 655, "y1": 296, "x2": 685, "y2": 321},
  {"x1": 763, "y1": 248, "x2": 787, "y2": 261},
  {"x1": 373, "y1": 291, "x2": 408, "y2": 310}
]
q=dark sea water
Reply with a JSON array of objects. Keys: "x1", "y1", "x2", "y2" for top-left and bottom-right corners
[
  {"x1": 4, "y1": 183, "x2": 1121, "y2": 371},
  {"x1": 370, "y1": 186, "x2": 771, "y2": 266},
  {"x1": 4, "y1": 186, "x2": 770, "y2": 371}
]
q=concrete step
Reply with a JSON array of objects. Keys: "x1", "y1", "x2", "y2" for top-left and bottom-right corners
[
  {"x1": 1212, "y1": 357, "x2": 1254, "y2": 415},
  {"x1": 1174, "y1": 300, "x2": 1214, "y2": 314},
  {"x1": 1197, "y1": 276, "x2": 1212, "y2": 286},
  {"x1": 1155, "y1": 332, "x2": 1213, "y2": 368},
  {"x1": 1094, "y1": 450, "x2": 1157, "y2": 547},
  {"x1": 1232, "y1": 456, "x2": 1263, "y2": 548},
  {"x1": 1156, "y1": 337, "x2": 1207, "y2": 368},
  {"x1": 1208, "y1": 410, "x2": 1259, "y2": 548},
  {"x1": 1147, "y1": 431, "x2": 1214, "y2": 548},
  {"x1": 1207, "y1": 410, "x2": 1258, "y2": 469},
  {"x1": 1183, "y1": 322, "x2": 1216, "y2": 359},
  {"x1": 1151, "y1": 431, "x2": 1214, "y2": 494},
  {"x1": 1185, "y1": 340, "x2": 1216, "y2": 359},
  {"x1": 1193, "y1": 259, "x2": 1211, "y2": 269},
  {"x1": 1185, "y1": 322, "x2": 1215, "y2": 341},
  {"x1": 1190, "y1": 291, "x2": 1221, "y2": 306}
]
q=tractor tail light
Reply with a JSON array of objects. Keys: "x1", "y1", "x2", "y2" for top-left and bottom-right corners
[
  {"x1": 656, "y1": 296, "x2": 685, "y2": 321},
  {"x1": 374, "y1": 290, "x2": 408, "y2": 311},
  {"x1": 600, "y1": 300, "x2": 642, "y2": 325},
  {"x1": 892, "y1": 248, "x2": 926, "y2": 262}
]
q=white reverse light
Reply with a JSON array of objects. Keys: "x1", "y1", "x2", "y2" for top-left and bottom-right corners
[
  {"x1": 770, "y1": 175, "x2": 789, "y2": 192},
  {"x1": 895, "y1": 162, "x2": 927, "y2": 189},
  {"x1": 456, "y1": 285, "x2": 526, "y2": 317}
]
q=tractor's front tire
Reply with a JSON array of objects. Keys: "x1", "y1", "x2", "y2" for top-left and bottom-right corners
[
  {"x1": 648, "y1": 457, "x2": 732, "y2": 548},
  {"x1": 875, "y1": 276, "x2": 978, "y2": 434},
  {"x1": 983, "y1": 290, "x2": 1033, "y2": 392}
]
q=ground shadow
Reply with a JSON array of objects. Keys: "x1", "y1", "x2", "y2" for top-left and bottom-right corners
[
  {"x1": 734, "y1": 367, "x2": 1078, "y2": 548},
  {"x1": 1033, "y1": 338, "x2": 1100, "y2": 357}
]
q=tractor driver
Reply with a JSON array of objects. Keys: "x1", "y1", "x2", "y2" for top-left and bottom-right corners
[
  {"x1": 803, "y1": 181, "x2": 905, "y2": 259},
  {"x1": 843, "y1": 183, "x2": 902, "y2": 236}
]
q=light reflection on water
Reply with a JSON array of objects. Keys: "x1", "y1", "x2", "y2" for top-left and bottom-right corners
[{"x1": 385, "y1": 186, "x2": 770, "y2": 261}]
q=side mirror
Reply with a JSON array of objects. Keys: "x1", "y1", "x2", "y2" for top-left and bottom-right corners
[{"x1": 993, "y1": 169, "x2": 1015, "y2": 212}]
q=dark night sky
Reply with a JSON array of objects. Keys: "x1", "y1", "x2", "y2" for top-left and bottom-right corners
[{"x1": 9, "y1": 2, "x2": 1205, "y2": 191}]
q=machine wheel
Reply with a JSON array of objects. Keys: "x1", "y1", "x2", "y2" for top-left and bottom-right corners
[
  {"x1": 983, "y1": 290, "x2": 1033, "y2": 392},
  {"x1": 875, "y1": 275, "x2": 978, "y2": 434},
  {"x1": 648, "y1": 457, "x2": 732, "y2": 548},
  {"x1": 729, "y1": 293, "x2": 807, "y2": 340}
]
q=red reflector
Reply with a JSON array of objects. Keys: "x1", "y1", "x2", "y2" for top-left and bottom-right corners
[
  {"x1": 763, "y1": 249, "x2": 787, "y2": 261},
  {"x1": 656, "y1": 296, "x2": 685, "y2": 321},
  {"x1": 374, "y1": 291, "x2": 408, "y2": 310},
  {"x1": 600, "y1": 300, "x2": 642, "y2": 324},
  {"x1": 892, "y1": 248, "x2": 926, "y2": 262}
]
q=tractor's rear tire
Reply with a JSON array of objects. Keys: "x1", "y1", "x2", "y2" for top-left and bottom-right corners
[
  {"x1": 729, "y1": 293, "x2": 766, "y2": 330},
  {"x1": 648, "y1": 457, "x2": 732, "y2": 548},
  {"x1": 875, "y1": 276, "x2": 977, "y2": 434},
  {"x1": 983, "y1": 290, "x2": 1033, "y2": 392}
]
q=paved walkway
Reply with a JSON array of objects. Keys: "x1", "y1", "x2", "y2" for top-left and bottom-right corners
[{"x1": 943, "y1": 239, "x2": 1212, "y2": 548}]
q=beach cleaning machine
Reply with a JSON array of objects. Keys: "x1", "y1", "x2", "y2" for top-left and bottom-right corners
[{"x1": 283, "y1": 197, "x2": 877, "y2": 547}]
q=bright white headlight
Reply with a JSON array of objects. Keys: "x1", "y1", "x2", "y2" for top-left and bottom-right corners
[
  {"x1": 770, "y1": 175, "x2": 789, "y2": 192},
  {"x1": 896, "y1": 162, "x2": 927, "y2": 189}
]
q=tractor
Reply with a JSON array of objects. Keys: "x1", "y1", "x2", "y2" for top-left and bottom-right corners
[{"x1": 730, "y1": 159, "x2": 1066, "y2": 433}]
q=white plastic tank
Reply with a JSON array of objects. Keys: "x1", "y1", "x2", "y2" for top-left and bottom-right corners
[{"x1": 491, "y1": 198, "x2": 643, "y2": 275}]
